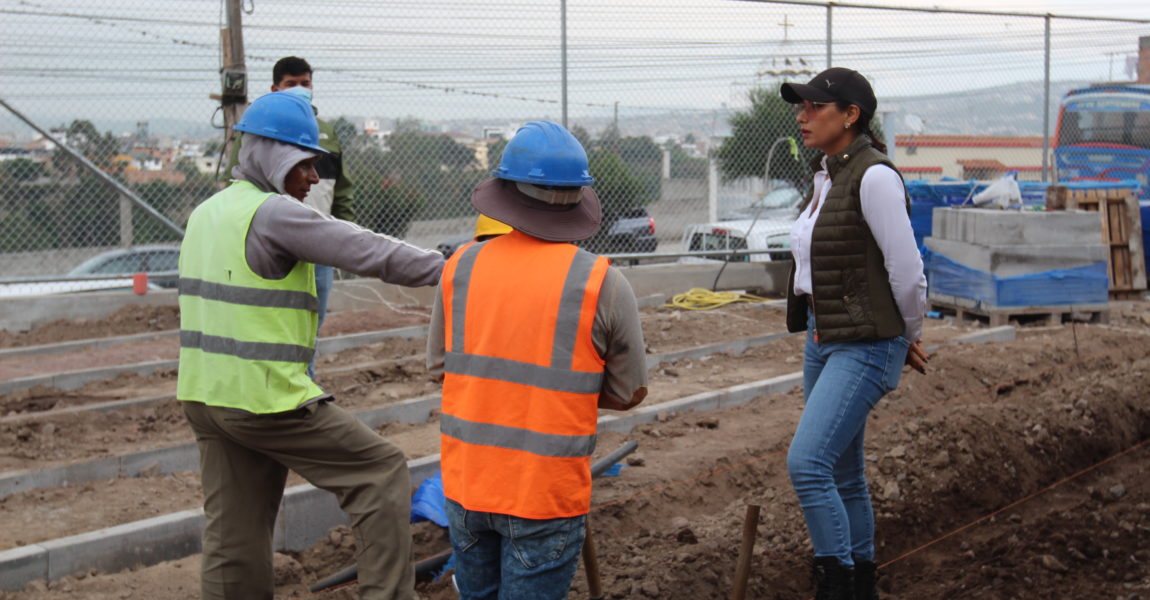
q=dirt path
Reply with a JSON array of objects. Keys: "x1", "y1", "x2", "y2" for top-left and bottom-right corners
[
  {"x1": 1, "y1": 320, "x2": 1147, "y2": 598},
  {"x1": 3, "y1": 302, "x2": 1150, "y2": 598}
]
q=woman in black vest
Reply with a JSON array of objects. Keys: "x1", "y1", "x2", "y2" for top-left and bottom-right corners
[{"x1": 780, "y1": 68, "x2": 929, "y2": 600}]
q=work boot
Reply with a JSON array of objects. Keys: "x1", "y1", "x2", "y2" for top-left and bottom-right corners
[
  {"x1": 853, "y1": 559, "x2": 879, "y2": 600},
  {"x1": 812, "y1": 556, "x2": 854, "y2": 600}
]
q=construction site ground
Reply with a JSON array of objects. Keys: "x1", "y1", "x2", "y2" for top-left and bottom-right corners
[{"x1": 1, "y1": 299, "x2": 1149, "y2": 599}]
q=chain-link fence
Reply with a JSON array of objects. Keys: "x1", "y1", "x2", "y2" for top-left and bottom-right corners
[{"x1": 1, "y1": 0, "x2": 1147, "y2": 293}]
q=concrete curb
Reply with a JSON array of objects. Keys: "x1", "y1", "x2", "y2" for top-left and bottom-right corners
[
  {"x1": 0, "y1": 359, "x2": 178, "y2": 395},
  {"x1": 0, "y1": 330, "x2": 178, "y2": 360},
  {"x1": 0, "y1": 456, "x2": 443, "y2": 591},
  {"x1": 0, "y1": 396, "x2": 442, "y2": 499},
  {"x1": 0, "y1": 324, "x2": 1017, "y2": 589},
  {"x1": 0, "y1": 326, "x2": 432, "y2": 395}
]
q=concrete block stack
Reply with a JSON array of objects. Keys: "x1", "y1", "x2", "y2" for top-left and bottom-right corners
[{"x1": 924, "y1": 208, "x2": 1109, "y2": 307}]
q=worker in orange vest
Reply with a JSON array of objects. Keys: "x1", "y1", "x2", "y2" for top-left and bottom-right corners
[{"x1": 426, "y1": 121, "x2": 649, "y2": 599}]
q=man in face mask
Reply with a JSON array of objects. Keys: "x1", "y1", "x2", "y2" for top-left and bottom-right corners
[
  {"x1": 182, "y1": 91, "x2": 442, "y2": 600},
  {"x1": 224, "y1": 56, "x2": 355, "y2": 378}
]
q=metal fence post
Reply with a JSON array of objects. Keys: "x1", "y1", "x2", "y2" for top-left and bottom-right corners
[
  {"x1": 826, "y1": 3, "x2": 833, "y2": 68},
  {"x1": 1042, "y1": 14, "x2": 1052, "y2": 183}
]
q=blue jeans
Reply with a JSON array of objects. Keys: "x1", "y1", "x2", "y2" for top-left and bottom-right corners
[
  {"x1": 786, "y1": 312, "x2": 909, "y2": 565},
  {"x1": 308, "y1": 263, "x2": 334, "y2": 379},
  {"x1": 445, "y1": 498, "x2": 585, "y2": 600}
]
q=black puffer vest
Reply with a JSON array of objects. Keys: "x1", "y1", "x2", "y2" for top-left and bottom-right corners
[{"x1": 786, "y1": 135, "x2": 910, "y2": 342}]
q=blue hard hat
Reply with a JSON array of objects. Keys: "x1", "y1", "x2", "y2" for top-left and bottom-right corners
[
  {"x1": 493, "y1": 121, "x2": 594, "y2": 187},
  {"x1": 234, "y1": 91, "x2": 326, "y2": 153}
]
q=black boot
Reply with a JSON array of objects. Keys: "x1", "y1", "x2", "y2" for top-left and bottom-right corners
[
  {"x1": 812, "y1": 556, "x2": 854, "y2": 600},
  {"x1": 853, "y1": 560, "x2": 879, "y2": 600}
]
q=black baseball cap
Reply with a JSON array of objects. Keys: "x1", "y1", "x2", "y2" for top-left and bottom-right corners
[{"x1": 781, "y1": 67, "x2": 877, "y2": 117}]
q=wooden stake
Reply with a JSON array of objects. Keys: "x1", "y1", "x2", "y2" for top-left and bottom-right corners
[
  {"x1": 582, "y1": 518, "x2": 604, "y2": 600},
  {"x1": 730, "y1": 504, "x2": 761, "y2": 600}
]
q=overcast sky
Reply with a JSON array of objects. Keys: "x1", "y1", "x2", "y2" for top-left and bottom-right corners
[{"x1": 0, "y1": 0, "x2": 1146, "y2": 136}]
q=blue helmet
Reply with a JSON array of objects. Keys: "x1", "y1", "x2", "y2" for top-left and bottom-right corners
[
  {"x1": 493, "y1": 121, "x2": 594, "y2": 187},
  {"x1": 234, "y1": 91, "x2": 326, "y2": 153}
]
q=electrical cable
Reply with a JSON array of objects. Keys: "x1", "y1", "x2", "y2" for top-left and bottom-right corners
[{"x1": 664, "y1": 287, "x2": 773, "y2": 311}]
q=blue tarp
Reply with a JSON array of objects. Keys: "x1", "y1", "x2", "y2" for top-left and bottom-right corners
[
  {"x1": 410, "y1": 472, "x2": 448, "y2": 527},
  {"x1": 923, "y1": 248, "x2": 1109, "y2": 307}
]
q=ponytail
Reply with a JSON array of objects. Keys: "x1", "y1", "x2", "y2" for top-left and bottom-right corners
[
  {"x1": 857, "y1": 114, "x2": 887, "y2": 155},
  {"x1": 833, "y1": 100, "x2": 888, "y2": 155}
]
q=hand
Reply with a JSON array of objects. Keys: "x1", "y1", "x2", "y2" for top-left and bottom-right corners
[{"x1": 906, "y1": 340, "x2": 929, "y2": 374}]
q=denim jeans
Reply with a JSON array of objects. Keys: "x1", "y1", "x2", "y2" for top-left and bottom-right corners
[
  {"x1": 786, "y1": 312, "x2": 909, "y2": 565},
  {"x1": 445, "y1": 498, "x2": 585, "y2": 600},
  {"x1": 308, "y1": 263, "x2": 334, "y2": 379}
]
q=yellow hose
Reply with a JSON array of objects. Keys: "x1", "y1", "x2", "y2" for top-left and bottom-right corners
[{"x1": 665, "y1": 288, "x2": 772, "y2": 311}]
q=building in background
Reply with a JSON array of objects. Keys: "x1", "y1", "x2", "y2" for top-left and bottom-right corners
[{"x1": 893, "y1": 135, "x2": 1046, "y2": 181}]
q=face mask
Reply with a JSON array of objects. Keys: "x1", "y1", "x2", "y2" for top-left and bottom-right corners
[{"x1": 280, "y1": 85, "x2": 313, "y2": 104}]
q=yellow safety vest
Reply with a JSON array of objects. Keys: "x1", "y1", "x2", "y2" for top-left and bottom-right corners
[{"x1": 177, "y1": 180, "x2": 324, "y2": 413}]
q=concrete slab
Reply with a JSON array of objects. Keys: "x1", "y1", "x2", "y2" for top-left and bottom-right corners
[
  {"x1": 39, "y1": 509, "x2": 203, "y2": 583},
  {"x1": 0, "y1": 359, "x2": 177, "y2": 395},
  {"x1": 924, "y1": 237, "x2": 1107, "y2": 277},
  {"x1": 0, "y1": 545, "x2": 47, "y2": 590},
  {"x1": 0, "y1": 330, "x2": 178, "y2": 360},
  {"x1": 932, "y1": 208, "x2": 1101, "y2": 247},
  {"x1": 0, "y1": 456, "x2": 121, "y2": 498}
]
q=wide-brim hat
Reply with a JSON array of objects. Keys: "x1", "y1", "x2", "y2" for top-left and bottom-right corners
[
  {"x1": 780, "y1": 67, "x2": 877, "y2": 117},
  {"x1": 470, "y1": 178, "x2": 601, "y2": 243}
]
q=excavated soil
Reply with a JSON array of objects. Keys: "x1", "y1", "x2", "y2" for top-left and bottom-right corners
[{"x1": 1, "y1": 302, "x2": 1149, "y2": 599}]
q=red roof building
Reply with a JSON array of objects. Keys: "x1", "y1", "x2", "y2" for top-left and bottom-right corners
[{"x1": 894, "y1": 135, "x2": 1048, "y2": 181}]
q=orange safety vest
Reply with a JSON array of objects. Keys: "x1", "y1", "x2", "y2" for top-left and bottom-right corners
[{"x1": 440, "y1": 230, "x2": 609, "y2": 519}]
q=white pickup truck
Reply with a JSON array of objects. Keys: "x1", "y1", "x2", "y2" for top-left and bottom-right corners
[{"x1": 681, "y1": 186, "x2": 801, "y2": 263}]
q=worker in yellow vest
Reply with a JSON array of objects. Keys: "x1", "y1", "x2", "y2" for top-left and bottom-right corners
[
  {"x1": 178, "y1": 91, "x2": 443, "y2": 600},
  {"x1": 426, "y1": 121, "x2": 649, "y2": 599}
]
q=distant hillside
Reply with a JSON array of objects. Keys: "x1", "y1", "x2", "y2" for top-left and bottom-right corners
[
  {"x1": 882, "y1": 80, "x2": 1091, "y2": 136},
  {"x1": 0, "y1": 80, "x2": 1098, "y2": 144},
  {"x1": 565, "y1": 79, "x2": 1094, "y2": 140}
]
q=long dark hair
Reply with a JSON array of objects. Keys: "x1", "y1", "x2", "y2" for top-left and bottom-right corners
[{"x1": 834, "y1": 100, "x2": 887, "y2": 155}]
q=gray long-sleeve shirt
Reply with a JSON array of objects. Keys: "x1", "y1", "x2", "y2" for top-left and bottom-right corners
[
  {"x1": 426, "y1": 264, "x2": 649, "y2": 410},
  {"x1": 245, "y1": 194, "x2": 443, "y2": 286}
]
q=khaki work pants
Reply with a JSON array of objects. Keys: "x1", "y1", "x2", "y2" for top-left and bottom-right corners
[{"x1": 182, "y1": 400, "x2": 415, "y2": 600}]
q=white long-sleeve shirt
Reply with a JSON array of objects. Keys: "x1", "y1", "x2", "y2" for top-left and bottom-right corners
[{"x1": 790, "y1": 159, "x2": 928, "y2": 341}]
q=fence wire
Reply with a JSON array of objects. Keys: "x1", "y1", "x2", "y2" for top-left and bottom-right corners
[{"x1": 0, "y1": 0, "x2": 1146, "y2": 293}]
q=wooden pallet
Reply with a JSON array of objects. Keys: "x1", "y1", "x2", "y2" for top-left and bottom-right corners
[
  {"x1": 1046, "y1": 186, "x2": 1146, "y2": 299},
  {"x1": 928, "y1": 293, "x2": 1109, "y2": 327}
]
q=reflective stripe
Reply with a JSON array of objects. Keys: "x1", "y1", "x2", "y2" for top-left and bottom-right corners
[
  {"x1": 179, "y1": 277, "x2": 317, "y2": 311},
  {"x1": 180, "y1": 330, "x2": 314, "y2": 363},
  {"x1": 550, "y1": 250, "x2": 596, "y2": 370},
  {"x1": 449, "y1": 243, "x2": 484, "y2": 353},
  {"x1": 444, "y1": 351, "x2": 603, "y2": 394},
  {"x1": 441, "y1": 413, "x2": 596, "y2": 458}
]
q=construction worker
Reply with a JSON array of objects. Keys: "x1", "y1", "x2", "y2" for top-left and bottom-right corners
[
  {"x1": 224, "y1": 56, "x2": 355, "y2": 378},
  {"x1": 179, "y1": 90, "x2": 443, "y2": 600},
  {"x1": 426, "y1": 121, "x2": 649, "y2": 600}
]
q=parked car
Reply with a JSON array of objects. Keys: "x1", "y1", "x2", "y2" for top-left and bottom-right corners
[
  {"x1": 720, "y1": 185, "x2": 803, "y2": 221},
  {"x1": 68, "y1": 245, "x2": 181, "y2": 288},
  {"x1": 436, "y1": 207, "x2": 658, "y2": 259},
  {"x1": 579, "y1": 206, "x2": 657, "y2": 255},
  {"x1": 0, "y1": 245, "x2": 179, "y2": 298},
  {"x1": 682, "y1": 217, "x2": 793, "y2": 263}
]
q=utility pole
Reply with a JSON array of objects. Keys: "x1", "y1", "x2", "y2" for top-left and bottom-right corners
[
  {"x1": 561, "y1": 0, "x2": 568, "y2": 128},
  {"x1": 219, "y1": 0, "x2": 248, "y2": 164}
]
